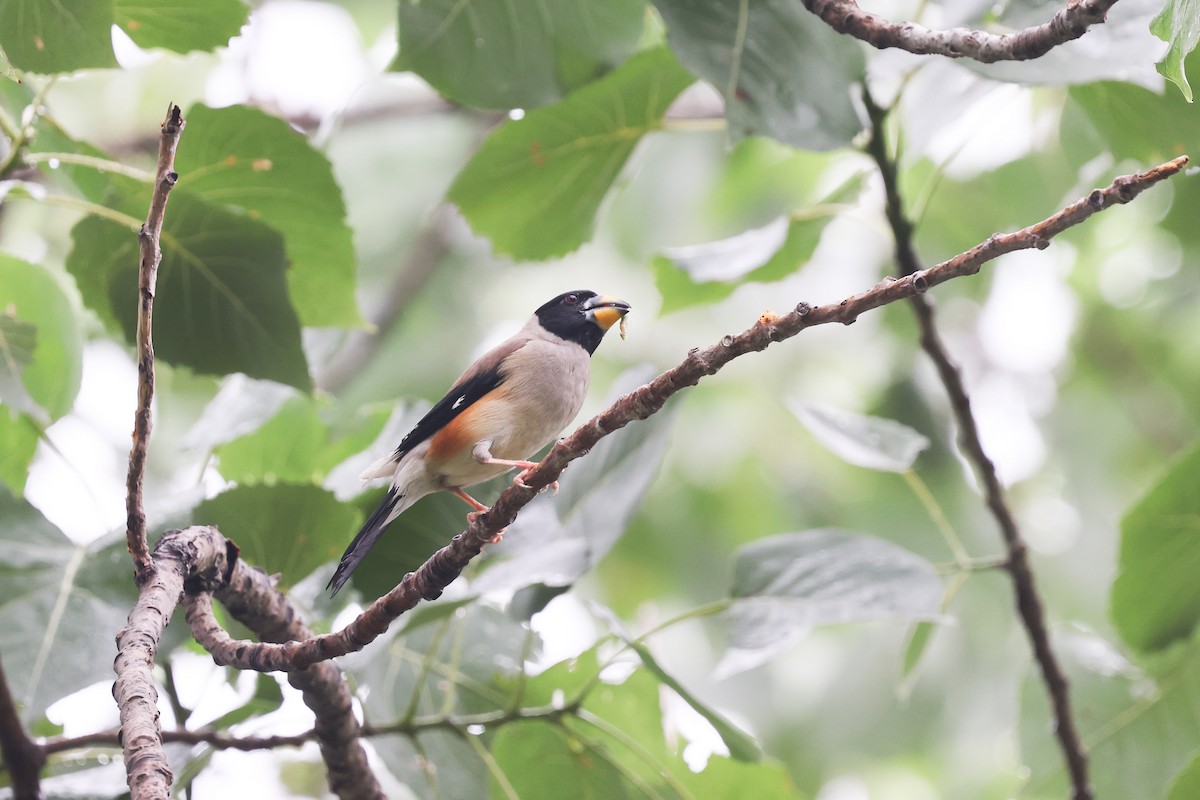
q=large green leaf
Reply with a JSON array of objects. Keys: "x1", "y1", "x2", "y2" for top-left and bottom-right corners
[
  {"x1": 0, "y1": 0, "x2": 116, "y2": 73},
  {"x1": 0, "y1": 255, "x2": 83, "y2": 420},
  {"x1": 1070, "y1": 72, "x2": 1200, "y2": 163},
  {"x1": 1153, "y1": 0, "x2": 1200, "y2": 101},
  {"x1": 214, "y1": 395, "x2": 391, "y2": 486},
  {"x1": 67, "y1": 192, "x2": 311, "y2": 389},
  {"x1": 1111, "y1": 445, "x2": 1200, "y2": 653},
  {"x1": 491, "y1": 721, "x2": 635, "y2": 798},
  {"x1": 790, "y1": 403, "x2": 930, "y2": 473},
  {"x1": 113, "y1": 0, "x2": 248, "y2": 55},
  {"x1": 1019, "y1": 630, "x2": 1200, "y2": 800},
  {"x1": 652, "y1": 0, "x2": 864, "y2": 150},
  {"x1": 0, "y1": 489, "x2": 135, "y2": 723},
  {"x1": 193, "y1": 484, "x2": 359, "y2": 588},
  {"x1": 393, "y1": 0, "x2": 645, "y2": 110},
  {"x1": 176, "y1": 104, "x2": 362, "y2": 328},
  {"x1": 448, "y1": 46, "x2": 695, "y2": 259},
  {"x1": 717, "y1": 529, "x2": 942, "y2": 676}
]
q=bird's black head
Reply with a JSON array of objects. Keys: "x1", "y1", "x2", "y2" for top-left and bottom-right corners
[{"x1": 535, "y1": 290, "x2": 631, "y2": 354}]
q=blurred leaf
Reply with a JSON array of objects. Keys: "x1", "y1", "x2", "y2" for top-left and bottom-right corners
[
  {"x1": 0, "y1": 255, "x2": 83, "y2": 420},
  {"x1": 27, "y1": 116, "x2": 142, "y2": 204},
  {"x1": 376, "y1": 729, "x2": 487, "y2": 799},
  {"x1": 113, "y1": 0, "x2": 249, "y2": 55},
  {"x1": 194, "y1": 484, "x2": 359, "y2": 588},
  {"x1": 790, "y1": 403, "x2": 930, "y2": 473},
  {"x1": 206, "y1": 673, "x2": 283, "y2": 730},
  {"x1": 1152, "y1": 0, "x2": 1199, "y2": 102},
  {"x1": 449, "y1": 46, "x2": 695, "y2": 259},
  {"x1": 215, "y1": 396, "x2": 328, "y2": 484},
  {"x1": 679, "y1": 755, "x2": 804, "y2": 800},
  {"x1": 655, "y1": 215, "x2": 825, "y2": 313},
  {"x1": 899, "y1": 620, "x2": 936, "y2": 695},
  {"x1": 717, "y1": 530, "x2": 942, "y2": 677},
  {"x1": 393, "y1": 0, "x2": 645, "y2": 110},
  {"x1": 1070, "y1": 73, "x2": 1199, "y2": 162},
  {"x1": 67, "y1": 193, "x2": 311, "y2": 389},
  {"x1": 626, "y1": 638, "x2": 763, "y2": 762},
  {"x1": 177, "y1": 104, "x2": 363, "y2": 328},
  {"x1": 474, "y1": 366, "x2": 676, "y2": 598},
  {"x1": 491, "y1": 720, "x2": 635, "y2": 798},
  {"x1": 1169, "y1": 752, "x2": 1200, "y2": 800},
  {"x1": 652, "y1": 0, "x2": 864, "y2": 150},
  {"x1": 662, "y1": 215, "x2": 789, "y2": 283},
  {"x1": 1111, "y1": 445, "x2": 1200, "y2": 653},
  {"x1": 0, "y1": 0, "x2": 117, "y2": 73},
  {"x1": 1020, "y1": 630, "x2": 1200, "y2": 800},
  {"x1": 0, "y1": 489, "x2": 135, "y2": 723},
  {"x1": 0, "y1": 411, "x2": 38, "y2": 492}
]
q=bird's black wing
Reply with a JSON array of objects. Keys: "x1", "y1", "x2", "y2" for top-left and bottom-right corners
[{"x1": 390, "y1": 360, "x2": 506, "y2": 460}]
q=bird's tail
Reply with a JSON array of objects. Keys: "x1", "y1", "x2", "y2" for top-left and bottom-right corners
[{"x1": 327, "y1": 486, "x2": 408, "y2": 596}]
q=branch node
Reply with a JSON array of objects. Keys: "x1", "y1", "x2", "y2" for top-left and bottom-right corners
[
  {"x1": 1087, "y1": 189, "x2": 1104, "y2": 208},
  {"x1": 795, "y1": 301, "x2": 812, "y2": 316},
  {"x1": 1034, "y1": 236, "x2": 1051, "y2": 251},
  {"x1": 911, "y1": 273, "x2": 929, "y2": 293},
  {"x1": 720, "y1": 335, "x2": 734, "y2": 347}
]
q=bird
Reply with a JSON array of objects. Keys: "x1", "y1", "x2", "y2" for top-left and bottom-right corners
[{"x1": 327, "y1": 290, "x2": 631, "y2": 595}]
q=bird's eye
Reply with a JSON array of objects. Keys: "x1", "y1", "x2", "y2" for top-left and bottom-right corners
[{"x1": 564, "y1": 293, "x2": 579, "y2": 305}]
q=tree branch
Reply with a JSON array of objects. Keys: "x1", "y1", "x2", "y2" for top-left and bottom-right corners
[
  {"x1": 0, "y1": 654, "x2": 44, "y2": 800},
  {"x1": 125, "y1": 103, "x2": 184, "y2": 584},
  {"x1": 114, "y1": 526, "x2": 234, "y2": 800},
  {"x1": 804, "y1": 0, "x2": 1118, "y2": 62},
  {"x1": 188, "y1": 558, "x2": 383, "y2": 800},
  {"x1": 182, "y1": 155, "x2": 1187, "y2": 673},
  {"x1": 861, "y1": 86, "x2": 1093, "y2": 800}
]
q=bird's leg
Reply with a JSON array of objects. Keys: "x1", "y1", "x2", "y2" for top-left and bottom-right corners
[
  {"x1": 451, "y1": 487, "x2": 505, "y2": 544},
  {"x1": 471, "y1": 442, "x2": 559, "y2": 494}
]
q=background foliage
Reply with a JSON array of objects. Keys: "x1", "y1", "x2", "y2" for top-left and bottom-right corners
[{"x1": 0, "y1": 0, "x2": 1198, "y2": 797}]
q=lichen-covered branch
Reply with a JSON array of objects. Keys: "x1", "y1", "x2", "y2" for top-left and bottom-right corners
[
  {"x1": 862, "y1": 87, "x2": 1093, "y2": 800},
  {"x1": 183, "y1": 155, "x2": 1187, "y2": 673},
  {"x1": 114, "y1": 526, "x2": 233, "y2": 800},
  {"x1": 125, "y1": 103, "x2": 184, "y2": 583},
  {"x1": 804, "y1": 0, "x2": 1118, "y2": 62}
]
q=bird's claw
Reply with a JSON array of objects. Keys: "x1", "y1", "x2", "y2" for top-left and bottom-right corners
[{"x1": 513, "y1": 470, "x2": 560, "y2": 495}]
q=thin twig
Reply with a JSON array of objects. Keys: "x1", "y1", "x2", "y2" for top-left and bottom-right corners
[
  {"x1": 183, "y1": 155, "x2": 1187, "y2": 673},
  {"x1": 124, "y1": 103, "x2": 184, "y2": 585},
  {"x1": 861, "y1": 86, "x2": 1093, "y2": 800},
  {"x1": 0, "y1": 655, "x2": 44, "y2": 799},
  {"x1": 804, "y1": 0, "x2": 1118, "y2": 62}
]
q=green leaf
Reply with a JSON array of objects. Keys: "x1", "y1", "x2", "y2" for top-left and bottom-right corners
[
  {"x1": 1152, "y1": 0, "x2": 1200, "y2": 102},
  {"x1": 491, "y1": 720, "x2": 635, "y2": 799},
  {"x1": 0, "y1": 0, "x2": 116, "y2": 73},
  {"x1": 193, "y1": 484, "x2": 359, "y2": 588},
  {"x1": 1111, "y1": 445, "x2": 1200, "y2": 653},
  {"x1": 789, "y1": 403, "x2": 930, "y2": 473},
  {"x1": 718, "y1": 529, "x2": 942, "y2": 677},
  {"x1": 448, "y1": 46, "x2": 695, "y2": 259},
  {"x1": 652, "y1": 0, "x2": 864, "y2": 150},
  {"x1": 1070, "y1": 76, "x2": 1200, "y2": 163},
  {"x1": 67, "y1": 192, "x2": 311, "y2": 389},
  {"x1": 0, "y1": 411, "x2": 38, "y2": 493},
  {"x1": 177, "y1": 104, "x2": 362, "y2": 328},
  {"x1": 215, "y1": 396, "x2": 329, "y2": 484},
  {"x1": 1020, "y1": 630, "x2": 1200, "y2": 800},
  {"x1": 625, "y1": 638, "x2": 763, "y2": 762},
  {"x1": 393, "y1": 0, "x2": 646, "y2": 110},
  {"x1": 1169, "y1": 752, "x2": 1200, "y2": 800},
  {"x1": 0, "y1": 255, "x2": 83, "y2": 420},
  {"x1": 0, "y1": 489, "x2": 136, "y2": 723},
  {"x1": 654, "y1": 215, "x2": 825, "y2": 313},
  {"x1": 113, "y1": 0, "x2": 249, "y2": 55}
]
